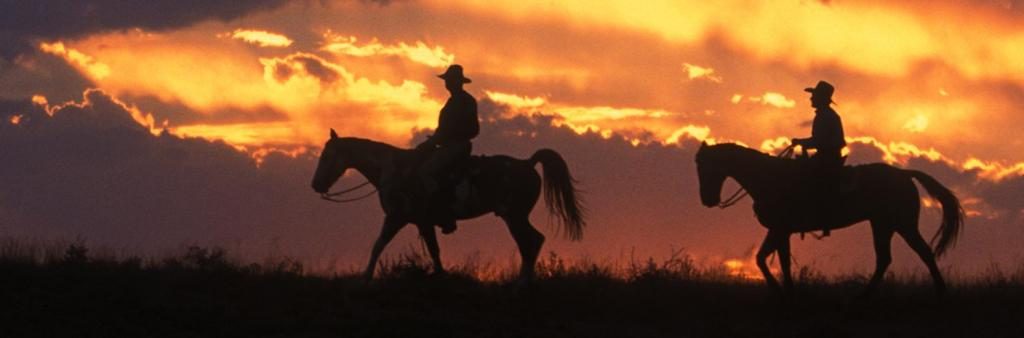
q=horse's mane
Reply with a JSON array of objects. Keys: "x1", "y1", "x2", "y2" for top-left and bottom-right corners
[
  {"x1": 704, "y1": 142, "x2": 800, "y2": 170},
  {"x1": 333, "y1": 137, "x2": 405, "y2": 153},
  {"x1": 708, "y1": 143, "x2": 780, "y2": 160}
]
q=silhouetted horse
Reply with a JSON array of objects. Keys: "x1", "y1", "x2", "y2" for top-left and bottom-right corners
[
  {"x1": 312, "y1": 129, "x2": 585, "y2": 283},
  {"x1": 695, "y1": 142, "x2": 964, "y2": 296}
]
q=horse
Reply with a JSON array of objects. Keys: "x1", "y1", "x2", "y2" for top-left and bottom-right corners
[
  {"x1": 311, "y1": 129, "x2": 586, "y2": 283},
  {"x1": 695, "y1": 142, "x2": 964, "y2": 296}
]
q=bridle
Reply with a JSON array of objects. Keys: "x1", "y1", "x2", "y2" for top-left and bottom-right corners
[
  {"x1": 716, "y1": 144, "x2": 797, "y2": 209},
  {"x1": 320, "y1": 180, "x2": 377, "y2": 203}
]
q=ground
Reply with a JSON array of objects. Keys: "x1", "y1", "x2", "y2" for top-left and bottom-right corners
[{"x1": 1, "y1": 244, "x2": 1022, "y2": 338}]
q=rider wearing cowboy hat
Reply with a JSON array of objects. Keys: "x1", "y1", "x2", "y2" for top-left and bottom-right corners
[
  {"x1": 792, "y1": 80, "x2": 846, "y2": 237},
  {"x1": 416, "y1": 64, "x2": 479, "y2": 234}
]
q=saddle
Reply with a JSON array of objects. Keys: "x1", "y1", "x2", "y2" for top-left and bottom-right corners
[
  {"x1": 785, "y1": 158, "x2": 862, "y2": 233},
  {"x1": 389, "y1": 153, "x2": 484, "y2": 219},
  {"x1": 431, "y1": 155, "x2": 484, "y2": 212},
  {"x1": 792, "y1": 155, "x2": 859, "y2": 195}
]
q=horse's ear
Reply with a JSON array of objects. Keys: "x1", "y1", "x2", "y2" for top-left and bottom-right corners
[
  {"x1": 700, "y1": 140, "x2": 708, "y2": 148},
  {"x1": 330, "y1": 128, "x2": 339, "y2": 139}
]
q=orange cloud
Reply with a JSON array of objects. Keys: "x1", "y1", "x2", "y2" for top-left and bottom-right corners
[
  {"x1": 486, "y1": 91, "x2": 709, "y2": 145},
  {"x1": 321, "y1": 32, "x2": 455, "y2": 68},
  {"x1": 51, "y1": 30, "x2": 445, "y2": 147},
  {"x1": 27, "y1": 1, "x2": 1022, "y2": 171},
  {"x1": 847, "y1": 136, "x2": 947, "y2": 164},
  {"x1": 485, "y1": 91, "x2": 547, "y2": 111},
  {"x1": 682, "y1": 63, "x2": 722, "y2": 83},
  {"x1": 902, "y1": 114, "x2": 929, "y2": 133},
  {"x1": 666, "y1": 125, "x2": 711, "y2": 144},
  {"x1": 38, "y1": 42, "x2": 111, "y2": 79},
  {"x1": 443, "y1": 0, "x2": 1024, "y2": 84},
  {"x1": 225, "y1": 29, "x2": 294, "y2": 47},
  {"x1": 963, "y1": 158, "x2": 1024, "y2": 181},
  {"x1": 756, "y1": 92, "x2": 796, "y2": 109},
  {"x1": 171, "y1": 122, "x2": 299, "y2": 148}
]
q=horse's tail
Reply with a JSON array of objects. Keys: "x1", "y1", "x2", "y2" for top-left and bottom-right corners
[
  {"x1": 907, "y1": 170, "x2": 965, "y2": 258},
  {"x1": 530, "y1": 149, "x2": 586, "y2": 241}
]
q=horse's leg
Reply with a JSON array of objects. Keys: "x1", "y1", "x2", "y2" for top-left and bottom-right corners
[
  {"x1": 364, "y1": 217, "x2": 406, "y2": 281},
  {"x1": 777, "y1": 233, "x2": 794, "y2": 292},
  {"x1": 501, "y1": 214, "x2": 545, "y2": 284},
  {"x1": 416, "y1": 223, "x2": 445, "y2": 275},
  {"x1": 863, "y1": 221, "x2": 894, "y2": 297},
  {"x1": 756, "y1": 231, "x2": 783, "y2": 291},
  {"x1": 898, "y1": 227, "x2": 946, "y2": 295}
]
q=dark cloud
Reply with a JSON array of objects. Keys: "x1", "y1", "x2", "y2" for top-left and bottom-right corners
[
  {"x1": 293, "y1": 55, "x2": 341, "y2": 84},
  {"x1": 266, "y1": 54, "x2": 341, "y2": 84},
  {"x1": 0, "y1": 52, "x2": 94, "y2": 102},
  {"x1": 0, "y1": 89, "x2": 379, "y2": 262},
  {"x1": 0, "y1": 0, "x2": 290, "y2": 59}
]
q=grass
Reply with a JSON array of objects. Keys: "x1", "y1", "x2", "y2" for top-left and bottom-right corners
[{"x1": 1, "y1": 240, "x2": 1023, "y2": 338}]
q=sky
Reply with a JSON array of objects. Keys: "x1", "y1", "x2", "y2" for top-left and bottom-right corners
[{"x1": 1, "y1": 0, "x2": 1022, "y2": 277}]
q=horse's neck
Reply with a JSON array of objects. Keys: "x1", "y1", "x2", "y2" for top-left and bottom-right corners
[
  {"x1": 346, "y1": 141, "x2": 411, "y2": 188},
  {"x1": 345, "y1": 142, "x2": 391, "y2": 187},
  {"x1": 727, "y1": 153, "x2": 783, "y2": 200}
]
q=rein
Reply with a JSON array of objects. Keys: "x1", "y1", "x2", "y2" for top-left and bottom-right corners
[
  {"x1": 717, "y1": 145, "x2": 797, "y2": 209},
  {"x1": 320, "y1": 180, "x2": 378, "y2": 203}
]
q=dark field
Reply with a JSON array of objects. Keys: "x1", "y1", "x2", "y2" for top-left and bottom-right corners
[{"x1": 2, "y1": 242, "x2": 1023, "y2": 338}]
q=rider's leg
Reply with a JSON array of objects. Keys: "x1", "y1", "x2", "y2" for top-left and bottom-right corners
[
  {"x1": 818, "y1": 156, "x2": 842, "y2": 237},
  {"x1": 417, "y1": 144, "x2": 468, "y2": 234}
]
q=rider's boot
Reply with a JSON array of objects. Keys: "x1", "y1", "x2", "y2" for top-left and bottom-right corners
[
  {"x1": 437, "y1": 185, "x2": 458, "y2": 235},
  {"x1": 819, "y1": 199, "x2": 839, "y2": 237}
]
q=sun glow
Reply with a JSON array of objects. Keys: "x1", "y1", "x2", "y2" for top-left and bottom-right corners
[{"x1": 722, "y1": 259, "x2": 763, "y2": 280}]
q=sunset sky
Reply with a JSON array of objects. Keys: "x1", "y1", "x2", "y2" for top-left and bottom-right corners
[{"x1": 2, "y1": 0, "x2": 1022, "y2": 277}]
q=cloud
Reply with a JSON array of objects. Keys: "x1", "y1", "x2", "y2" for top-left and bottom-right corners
[
  {"x1": 902, "y1": 113, "x2": 930, "y2": 133},
  {"x1": 44, "y1": 29, "x2": 445, "y2": 146},
  {"x1": 37, "y1": 42, "x2": 111, "y2": 79},
  {"x1": 0, "y1": 0, "x2": 289, "y2": 58},
  {"x1": 682, "y1": 62, "x2": 723, "y2": 83},
  {"x1": 755, "y1": 92, "x2": 796, "y2": 108},
  {"x1": 0, "y1": 89, "x2": 372, "y2": 262},
  {"x1": 225, "y1": 29, "x2": 293, "y2": 47},
  {"x1": 23, "y1": 0, "x2": 1023, "y2": 168},
  {"x1": 321, "y1": 32, "x2": 455, "y2": 68}
]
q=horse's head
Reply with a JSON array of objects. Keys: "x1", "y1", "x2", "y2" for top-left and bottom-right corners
[
  {"x1": 695, "y1": 141, "x2": 728, "y2": 207},
  {"x1": 311, "y1": 129, "x2": 348, "y2": 194}
]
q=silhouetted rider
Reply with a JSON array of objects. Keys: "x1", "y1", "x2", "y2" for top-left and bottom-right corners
[
  {"x1": 791, "y1": 80, "x2": 846, "y2": 237},
  {"x1": 416, "y1": 64, "x2": 479, "y2": 235}
]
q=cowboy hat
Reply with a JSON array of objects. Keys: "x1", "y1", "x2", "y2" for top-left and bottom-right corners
[
  {"x1": 438, "y1": 64, "x2": 471, "y2": 83},
  {"x1": 804, "y1": 80, "x2": 834, "y2": 102}
]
